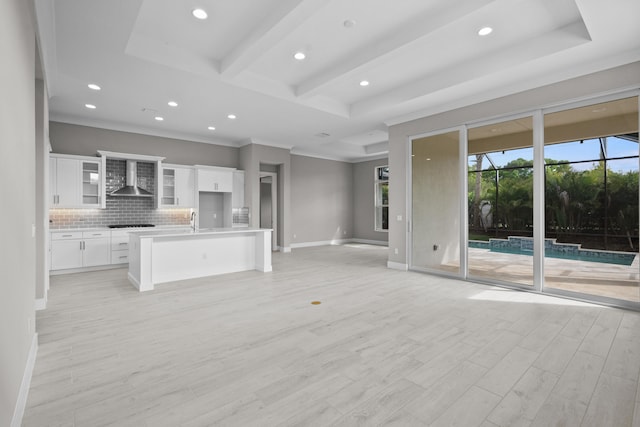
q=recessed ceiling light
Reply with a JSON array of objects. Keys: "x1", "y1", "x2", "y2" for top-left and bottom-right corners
[
  {"x1": 168, "y1": 101, "x2": 178, "y2": 107},
  {"x1": 85, "y1": 104, "x2": 96, "y2": 109},
  {"x1": 207, "y1": 126, "x2": 216, "y2": 130},
  {"x1": 192, "y1": 8, "x2": 208, "y2": 19},
  {"x1": 155, "y1": 116, "x2": 164, "y2": 121},
  {"x1": 293, "y1": 52, "x2": 306, "y2": 61},
  {"x1": 227, "y1": 114, "x2": 236, "y2": 119},
  {"x1": 87, "y1": 84, "x2": 101, "y2": 91},
  {"x1": 359, "y1": 80, "x2": 370, "y2": 87},
  {"x1": 478, "y1": 26, "x2": 493, "y2": 36}
]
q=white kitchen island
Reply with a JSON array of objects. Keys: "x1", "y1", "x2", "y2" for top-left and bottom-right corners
[{"x1": 128, "y1": 228, "x2": 272, "y2": 292}]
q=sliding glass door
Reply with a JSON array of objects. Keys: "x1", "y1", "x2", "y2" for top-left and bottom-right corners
[
  {"x1": 408, "y1": 94, "x2": 639, "y2": 308},
  {"x1": 411, "y1": 131, "x2": 461, "y2": 275},
  {"x1": 543, "y1": 97, "x2": 639, "y2": 302},
  {"x1": 467, "y1": 117, "x2": 534, "y2": 287}
]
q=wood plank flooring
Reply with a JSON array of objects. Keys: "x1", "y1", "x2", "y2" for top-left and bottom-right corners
[{"x1": 23, "y1": 244, "x2": 640, "y2": 426}]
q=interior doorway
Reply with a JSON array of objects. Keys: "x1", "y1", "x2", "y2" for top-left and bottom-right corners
[{"x1": 260, "y1": 172, "x2": 278, "y2": 251}]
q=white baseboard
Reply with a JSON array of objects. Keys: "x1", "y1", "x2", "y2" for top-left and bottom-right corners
[
  {"x1": 350, "y1": 239, "x2": 388, "y2": 246},
  {"x1": 387, "y1": 261, "x2": 408, "y2": 271},
  {"x1": 50, "y1": 264, "x2": 125, "y2": 276},
  {"x1": 35, "y1": 298, "x2": 46, "y2": 311},
  {"x1": 291, "y1": 239, "x2": 351, "y2": 249},
  {"x1": 11, "y1": 333, "x2": 38, "y2": 427}
]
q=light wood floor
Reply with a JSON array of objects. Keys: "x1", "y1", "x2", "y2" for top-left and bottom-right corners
[{"x1": 24, "y1": 244, "x2": 640, "y2": 426}]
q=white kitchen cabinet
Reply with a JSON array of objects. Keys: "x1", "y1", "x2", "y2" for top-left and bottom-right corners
[
  {"x1": 111, "y1": 230, "x2": 131, "y2": 264},
  {"x1": 82, "y1": 231, "x2": 110, "y2": 267},
  {"x1": 197, "y1": 168, "x2": 233, "y2": 192},
  {"x1": 50, "y1": 232, "x2": 83, "y2": 270},
  {"x1": 50, "y1": 157, "x2": 80, "y2": 207},
  {"x1": 232, "y1": 170, "x2": 245, "y2": 208},
  {"x1": 50, "y1": 230, "x2": 110, "y2": 270},
  {"x1": 50, "y1": 154, "x2": 104, "y2": 208},
  {"x1": 161, "y1": 165, "x2": 195, "y2": 207}
]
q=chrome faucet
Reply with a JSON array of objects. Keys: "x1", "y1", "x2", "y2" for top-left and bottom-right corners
[{"x1": 190, "y1": 211, "x2": 197, "y2": 231}]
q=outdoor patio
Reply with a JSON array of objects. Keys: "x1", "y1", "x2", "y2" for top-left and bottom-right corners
[{"x1": 467, "y1": 247, "x2": 640, "y2": 302}]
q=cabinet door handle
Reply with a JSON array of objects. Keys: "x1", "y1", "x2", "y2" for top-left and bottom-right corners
[
  {"x1": 62, "y1": 234, "x2": 73, "y2": 237},
  {"x1": 119, "y1": 256, "x2": 127, "y2": 259},
  {"x1": 177, "y1": 197, "x2": 179, "y2": 205},
  {"x1": 80, "y1": 241, "x2": 83, "y2": 250},
  {"x1": 119, "y1": 242, "x2": 127, "y2": 246}
]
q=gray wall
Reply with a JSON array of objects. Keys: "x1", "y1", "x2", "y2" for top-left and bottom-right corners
[
  {"x1": 35, "y1": 79, "x2": 49, "y2": 302},
  {"x1": 49, "y1": 122, "x2": 239, "y2": 168},
  {"x1": 291, "y1": 155, "x2": 354, "y2": 245},
  {"x1": 240, "y1": 143, "x2": 292, "y2": 250},
  {"x1": 0, "y1": 0, "x2": 37, "y2": 424},
  {"x1": 353, "y1": 158, "x2": 389, "y2": 244},
  {"x1": 388, "y1": 61, "x2": 640, "y2": 267}
]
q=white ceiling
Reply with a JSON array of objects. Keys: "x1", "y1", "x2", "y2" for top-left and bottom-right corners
[{"x1": 35, "y1": 0, "x2": 640, "y2": 161}]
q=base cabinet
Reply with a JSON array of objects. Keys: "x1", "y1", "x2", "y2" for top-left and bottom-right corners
[
  {"x1": 50, "y1": 237, "x2": 83, "y2": 270},
  {"x1": 83, "y1": 237, "x2": 111, "y2": 267},
  {"x1": 50, "y1": 231, "x2": 110, "y2": 270}
]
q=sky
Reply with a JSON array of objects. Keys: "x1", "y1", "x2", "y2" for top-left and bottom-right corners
[{"x1": 468, "y1": 136, "x2": 639, "y2": 173}]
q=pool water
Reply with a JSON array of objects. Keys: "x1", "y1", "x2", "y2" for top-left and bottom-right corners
[{"x1": 469, "y1": 237, "x2": 636, "y2": 266}]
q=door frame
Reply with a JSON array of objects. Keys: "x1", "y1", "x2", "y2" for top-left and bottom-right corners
[{"x1": 260, "y1": 172, "x2": 278, "y2": 250}]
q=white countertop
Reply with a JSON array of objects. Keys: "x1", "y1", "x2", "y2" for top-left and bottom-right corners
[
  {"x1": 50, "y1": 225, "x2": 193, "y2": 233},
  {"x1": 129, "y1": 227, "x2": 272, "y2": 239}
]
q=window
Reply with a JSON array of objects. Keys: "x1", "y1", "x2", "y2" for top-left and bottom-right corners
[{"x1": 375, "y1": 166, "x2": 389, "y2": 231}]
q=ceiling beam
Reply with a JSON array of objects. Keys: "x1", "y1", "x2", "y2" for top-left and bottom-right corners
[
  {"x1": 351, "y1": 21, "x2": 592, "y2": 118},
  {"x1": 295, "y1": 0, "x2": 497, "y2": 98},
  {"x1": 220, "y1": 0, "x2": 328, "y2": 78}
]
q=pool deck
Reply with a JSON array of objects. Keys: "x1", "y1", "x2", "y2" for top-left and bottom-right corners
[{"x1": 466, "y1": 248, "x2": 640, "y2": 302}]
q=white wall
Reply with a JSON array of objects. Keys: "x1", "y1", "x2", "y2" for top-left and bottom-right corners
[
  {"x1": 0, "y1": 0, "x2": 37, "y2": 424},
  {"x1": 388, "y1": 62, "x2": 640, "y2": 268}
]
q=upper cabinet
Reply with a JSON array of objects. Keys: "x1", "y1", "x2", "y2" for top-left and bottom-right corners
[
  {"x1": 197, "y1": 167, "x2": 233, "y2": 192},
  {"x1": 160, "y1": 164, "x2": 195, "y2": 207},
  {"x1": 50, "y1": 154, "x2": 105, "y2": 208}
]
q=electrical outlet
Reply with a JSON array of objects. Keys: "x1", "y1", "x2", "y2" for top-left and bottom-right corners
[
  {"x1": 397, "y1": 215, "x2": 402, "y2": 221},
  {"x1": 394, "y1": 248, "x2": 399, "y2": 255},
  {"x1": 293, "y1": 234, "x2": 296, "y2": 238}
]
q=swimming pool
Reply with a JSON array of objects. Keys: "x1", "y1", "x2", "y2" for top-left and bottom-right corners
[{"x1": 469, "y1": 236, "x2": 637, "y2": 266}]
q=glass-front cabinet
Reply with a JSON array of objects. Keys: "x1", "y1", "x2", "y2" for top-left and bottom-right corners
[
  {"x1": 81, "y1": 161, "x2": 101, "y2": 206},
  {"x1": 162, "y1": 168, "x2": 176, "y2": 206},
  {"x1": 50, "y1": 154, "x2": 104, "y2": 208},
  {"x1": 161, "y1": 165, "x2": 195, "y2": 208}
]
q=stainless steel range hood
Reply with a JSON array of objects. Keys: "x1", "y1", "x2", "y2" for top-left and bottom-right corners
[{"x1": 110, "y1": 160, "x2": 153, "y2": 197}]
